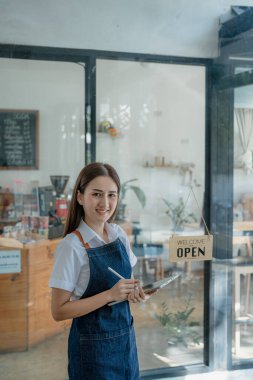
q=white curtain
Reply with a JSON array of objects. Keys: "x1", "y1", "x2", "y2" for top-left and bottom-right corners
[{"x1": 234, "y1": 108, "x2": 253, "y2": 173}]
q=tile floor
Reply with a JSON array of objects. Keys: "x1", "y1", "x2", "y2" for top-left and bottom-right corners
[
  {"x1": 1, "y1": 266, "x2": 253, "y2": 379},
  {"x1": 162, "y1": 368, "x2": 253, "y2": 380},
  {"x1": 0, "y1": 281, "x2": 202, "y2": 379}
]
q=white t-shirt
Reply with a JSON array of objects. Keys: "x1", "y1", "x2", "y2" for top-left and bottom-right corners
[{"x1": 49, "y1": 220, "x2": 137, "y2": 300}]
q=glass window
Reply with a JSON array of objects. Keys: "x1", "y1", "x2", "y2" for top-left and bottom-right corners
[
  {"x1": 96, "y1": 59, "x2": 206, "y2": 370},
  {"x1": 0, "y1": 58, "x2": 85, "y2": 379}
]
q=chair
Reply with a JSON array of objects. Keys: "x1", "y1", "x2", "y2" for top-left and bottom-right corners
[
  {"x1": 233, "y1": 235, "x2": 251, "y2": 258},
  {"x1": 233, "y1": 235, "x2": 252, "y2": 315},
  {"x1": 133, "y1": 243, "x2": 164, "y2": 283},
  {"x1": 233, "y1": 235, "x2": 253, "y2": 354}
]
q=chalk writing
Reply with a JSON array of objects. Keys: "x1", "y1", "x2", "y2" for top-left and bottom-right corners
[{"x1": 0, "y1": 110, "x2": 38, "y2": 169}]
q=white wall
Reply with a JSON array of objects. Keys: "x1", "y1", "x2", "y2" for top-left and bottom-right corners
[
  {"x1": 0, "y1": 59, "x2": 85, "y2": 192},
  {"x1": 96, "y1": 60, "x2": 205, "y2": 229},
  {"x1": 234, "y1": 85, "x2": 253, "y2": 203},
  {"x1": 1, "y1": 0, "x2": 253, "y2": 58},
  {"x1": 1, "y1": 0, "x2": 253, "y2": 227},
  {"x1": 0, "y1": 57, "x2": 205, "y2": 231}
]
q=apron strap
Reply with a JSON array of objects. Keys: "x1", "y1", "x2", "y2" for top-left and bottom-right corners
[{"x1": 72, "y1": 230, "x2": 90, "y2": 249}]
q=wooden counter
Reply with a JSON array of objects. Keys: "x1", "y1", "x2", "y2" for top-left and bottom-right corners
[{"x1": 0, "y1": 238, "x2": 71, "y2": 353}]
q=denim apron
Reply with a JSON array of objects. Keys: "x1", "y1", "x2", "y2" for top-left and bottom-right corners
[{"x1": 68, "y1": 231, "x2": 140, "y2": 380}]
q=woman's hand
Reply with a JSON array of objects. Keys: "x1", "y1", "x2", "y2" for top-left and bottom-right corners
[
  {"x1": 142, "y1": 288, "x2": 158, "y2": 301},
  {"x1": 127, "y1": 283, "x2": 146, "y2": 303},
  {"x1": 109, "y1": 279, "x2": 139, "y2": 302}
]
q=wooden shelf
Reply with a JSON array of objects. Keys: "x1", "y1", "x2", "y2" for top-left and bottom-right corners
[
  {"x1": 96, "y1": 131, "x2": 124, "y2": 139},
  {"x1": 143, "y1": 161, "x2": 195, "y2": 170},
  {"x1": 143, "y1": 164, "x2": 178, "y2": 169}
]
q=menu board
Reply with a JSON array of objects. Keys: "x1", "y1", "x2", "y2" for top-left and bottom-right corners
[{"x1": 0, "y1": 110, "x2": 39, "y2": 169}]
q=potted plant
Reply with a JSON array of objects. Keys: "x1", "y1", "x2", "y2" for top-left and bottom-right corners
[
  {"x1": 162, "y1": 197, "x2": 197, "y2": 232},
  {"x1": 156, "y1": 296, "x2": 201, "y2": 348},
  {"x1": 116, "y1": 179, "x2": 146, "y2": 221}
]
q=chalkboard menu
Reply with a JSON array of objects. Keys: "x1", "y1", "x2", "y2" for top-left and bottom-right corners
[{"x1": 0, "y1": 110, "x2": 39, "y2": 170}]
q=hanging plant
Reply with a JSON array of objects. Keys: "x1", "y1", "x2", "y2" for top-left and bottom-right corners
[{"x1": 98, "y1": 120, "x2": 119, "y2": 138}]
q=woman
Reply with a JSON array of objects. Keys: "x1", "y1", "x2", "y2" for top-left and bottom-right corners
[{"x1": 49, "y1": 162, "x2": 145, "y2": 380}]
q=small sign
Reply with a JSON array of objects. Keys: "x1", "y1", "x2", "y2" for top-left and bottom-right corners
[
  {"x1": 0, "y1": 250, "x2": 21, "y2": 274},
  {"x1": 169, "y1": 235, "x2": 213, "y2": 262}
]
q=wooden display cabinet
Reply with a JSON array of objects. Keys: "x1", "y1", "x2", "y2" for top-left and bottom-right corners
[{"x1": 0, "y1": 238, "x2": 71, "y2": 353}]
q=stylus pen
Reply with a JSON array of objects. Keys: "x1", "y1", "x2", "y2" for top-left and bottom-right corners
[
  {"x1": 108, "y1": 266, "x2": 125, "y2": 280},
  {"x1": 108, "y1": 267, "x2": 126, "y2": 306}
]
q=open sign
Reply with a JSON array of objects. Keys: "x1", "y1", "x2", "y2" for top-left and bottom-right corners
[{"x1": 169, "y1": 234, "x2": 213, "y2": 262}]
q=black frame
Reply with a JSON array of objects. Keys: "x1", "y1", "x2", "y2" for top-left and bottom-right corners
[
  {"x1": 210, "y1": 6, "x2": 253, "y2": 371},
  {"x1": 0, "y1": 43, "x2": 212, "y2": 378}
]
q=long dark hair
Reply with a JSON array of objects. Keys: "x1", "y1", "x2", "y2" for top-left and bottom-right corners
[{"x1": 64, "y1": 162, "x2": 121, "y2": 236}]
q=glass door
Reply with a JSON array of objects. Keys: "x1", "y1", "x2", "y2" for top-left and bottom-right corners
[
  {"x1": 233, "y1": 66, "x2": 253, "y2": 364},
  {"x1": 96, "y1": 58, "x2": 207, "y2": 373}
]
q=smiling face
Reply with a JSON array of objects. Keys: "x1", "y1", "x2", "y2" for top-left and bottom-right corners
[{"x1": 77, "y1": 175, "x2": 118, "y2": 229}]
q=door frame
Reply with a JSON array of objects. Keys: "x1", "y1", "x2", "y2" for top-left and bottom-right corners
[{"x1": 0, "y1": 43, "x2": 212, "y2": 378}]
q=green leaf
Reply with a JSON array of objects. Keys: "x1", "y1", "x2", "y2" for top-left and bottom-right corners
[
  {"x1": 155, "y1": 298, "x2": 201, "y2": 347},
  {"x1": 120, "y1": 179, "x2": 146, "y2": 207},
  {"x1": 128, "y1": 185, "x2": 146, "y2": 207}
]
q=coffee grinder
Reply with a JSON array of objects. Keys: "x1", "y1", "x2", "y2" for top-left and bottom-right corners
[{"x1": 50, "y1": 175, "x2": 69, "y2": 218}]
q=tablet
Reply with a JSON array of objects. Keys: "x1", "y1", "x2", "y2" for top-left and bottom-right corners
[
  {"x1": 108, "y1": 272, "x2": 180, "y2": 305},
  {"x1": 142, "y1": 272, "x2": 180, "y2": 294}
]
